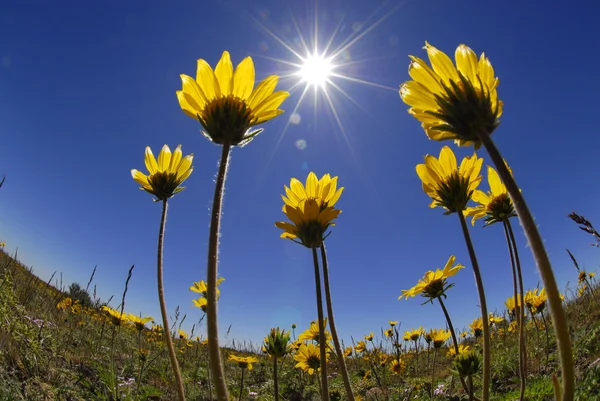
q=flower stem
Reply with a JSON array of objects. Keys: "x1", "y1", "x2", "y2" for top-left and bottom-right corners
[
  {"x1": 157, "y1": 200, "x2": 186, "y2": 401},
  {"x1": 468, "y1": 375, "x2": 474, "y2": 401},
  {"x1": 503, "y1": 220, "x2": 526, "y2": 401},
  {"x1": 207, "y1": 142, "x2": 232, "y2": 401},
  {"x1": 311, "y1": 247, "x2": 330, "y2": 401},
  {"x1": 431, "y1": 348, "x2": 438, "y2": 400},
  {"x1": 320, "y1": 244, "x2": 355, "y2": 401},
  {"x1": 458, "y1": 212, "x2": 490, "y2": 401},
  {"x1": 438, "y1": 297, "x2": 473, "y2": 398},
  {"x1": 238, "y1": 368, "x2": 245, "y2": 401},
  {"x1": 273, "y1": 356, "x2": 279, "y2": 401},
  {"x1": 479, "y1": 132, "x2": 573, "y2": 401}
]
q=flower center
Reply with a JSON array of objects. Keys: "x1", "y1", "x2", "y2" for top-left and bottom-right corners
[
  {"x1": 307, "y1": 355, "x2": 321, "y2": 370},
  {"x1": 199, "y1": 95, "x2": 256, "y2": 145}
]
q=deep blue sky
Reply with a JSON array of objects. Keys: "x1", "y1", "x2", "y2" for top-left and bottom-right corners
[{"x1": 2, "y1": 0, "x2": 600, "y2": 345}]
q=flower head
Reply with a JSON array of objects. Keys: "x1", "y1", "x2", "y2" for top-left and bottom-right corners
[
  {"x1": 191, "y1": 277, "x2": 225, "y2": 313},
  {"x1": 294, "y1": 343, "x2": 327, "y2": 375},
  {"x1": 428, "y1": 328, "x2": 451, "y2": 348},
  {"x1": 101, "y1": 306, "x2": 129, "y2": 326},
  {"x1": 384, "y1": 328, "x2": 394, "y2": 338},
  {"x1": 403, "y1": 327, "x2": 425, "y2": 342},
  {"x1": 298, "y1": 319, "x2": 331, "y2": 343},
  {"x1": 465, "y1": 165, "x2": 516, "y2": 226},
  {"x1": 364, "y1": 332, "x2": 374, "y2": 342},
  {"x1": 263, "y1": 327, "x2": 291, "y2": 358},
  {"x1": 127, "y1": 314, "x2": 153, "y2": 331},
  {"x1": 390, "y1": 358, "x2": 405, "y2": 375},
  {"x1": 399, "y1": 255, "x2": 464, "y2": 301},
  {"x1": 228, "y1": 354, "x2": 259, "y2": 370},
  {"x1": 453, "y1": 351, "x2": 482, "y2": 377},
  {"x1": 389, "y1": 320, "x2": 398, "y2": 327},
  {"x1": 131, "y1": 145, "x2": 193, "y2": 201},
  {"x1": 354, "y1": 340, "x2": 367, "y2": 353},
  {"x1": 275, "y1": 172, "x2": 343, "y2": 248},
  {"x1": 505, "y1": 295, "x2": 522, "y2": 318},
  {"x1": 177, "y1": 51, "x2": 289, "y2": 146},
  {"x1": 400, "y1": 42, "x2": 502, "y2": 148},
  {"x1": 469, "y1": 317, "x2": 483, "y2": 338},
  {"x1": 416, "y1": 146, "x2": 483, "y2": 213}
]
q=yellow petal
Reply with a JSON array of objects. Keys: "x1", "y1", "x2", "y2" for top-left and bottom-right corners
[
  {"x1": 176, "y1": 155, "x2": 193, "y2": 177},
  {"x1": 177, "y1": 91, "x2": 201, "y2": 119},
  {"x1": 408, "y1": 56, "x2": 443, "y2": 94},
  {"x1": 252, "y1": 91, "x2": 289, "y2": 116},
  {"x1": 131, "y1": 169, "x2": 149, "y2": 186},
  {"x1": 438, "y1": 146, "x2": 457, "y2": 176},
  {"x1": 290, "y1": 178, "x2": 307, "y2": 200},
  {"x1": 424, "y1": 155, "x2": 446, "y2": 183},
  {"x1": 424, "y1": 42, "x2": 459, "y2": 83},
  {"x1": 487, "y1": 166, "x2": 505, "y2": 196},
  {"x1": 455, "y1": 44, "x2": 478, "y2": 84},
  {"x1": 399, "y1": 81, "x2": 439, "y2": 110},
  {"x1": 305, "y1": 172, "x2": 318, "y2": 198},
  {"x1": 232, "y1": 56, "x2": 255, "y2": 100},
  {"x1": 157, "y1": 145, "x2": 172, "y2": 172},
  {"x1": 478, "y1": 53, "x2": 496, "y2": 92},
  {"x1": 247, "y1": 75, "x2": 278, "y2": 109},
  {"x1": 180, "y1": 74, "x2": 207, "y2": 110},
  {"x1": 144, "y1": 146, "x2": 158, "y2": 174},
  {"x1": 170, "y1": 145, "x2": 183, "y2": 172},
  {"x1": 471, "y1": 190, "x2": 491, "y2": 206},
  {"x1": 254, "y1": 109, "x2": 285, "y2": 125},
  {"x1": 215, "y1": 51, "x2": 233, "y2": 95},
  {"x1": 196, "y1": 58, "x2": 219, "y2": 100}
]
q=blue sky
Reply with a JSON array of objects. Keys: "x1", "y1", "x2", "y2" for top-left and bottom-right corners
[{"x1": 2, "y1": 0, "x2": 600, "y2": 346}]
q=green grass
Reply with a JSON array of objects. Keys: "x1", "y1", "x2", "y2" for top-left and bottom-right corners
[{"x1": 1, "y1": 248, "x2": 599, "y2": 400}]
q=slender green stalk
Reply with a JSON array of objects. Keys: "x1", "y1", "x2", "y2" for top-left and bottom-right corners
[
  {"x1": 458, "y1": 212, "x2": 490, "y2": 401},
  {"x1": 414, "y1": 339, "x2": 419, "y2": 377},
  {"x1": 311, "y1": 247, "x2": 330, "y2": 401},
  {"x1": 273, "y1": 356, "x2": 279, "y2": 401},
  {"x1": 207, "y1": 142, "x2": 232, "y2": 401},
  {"x1": 541, "y1": 311, "x2": 551, "y2": 366},
  {"x1": 238, "y1": 367, "x2": 245, "y2": 401},
  {"x1": 319, "y1": 244, "x2": 355, "y2": 401},
  {"x1": 431, "y1": 348, "x2": 438, "y2": 400},
  {"x1": 503, "y1": 220, "x2": 526, "y2": 401},
  {"x1": 478, "y1": 131, "x2": 573, "y2": 401},
  {"x1": 468, "y1": 375, "x2": 474, "y2": 401},
  {"x1": 438, "y1": 297, "x2": 473, "y2": 398},
  {"x1": 157, "y1": 200, "x2": 185, "y2": 401}
]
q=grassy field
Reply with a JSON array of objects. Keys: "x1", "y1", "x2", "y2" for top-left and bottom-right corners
[{"x1": 1, "y1": 246, "x2": 599, "y2": 401}]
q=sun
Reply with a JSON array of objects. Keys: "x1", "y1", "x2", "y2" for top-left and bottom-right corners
[{"x1": 297, "y1": 52, "x2": 334, "y2": 89}]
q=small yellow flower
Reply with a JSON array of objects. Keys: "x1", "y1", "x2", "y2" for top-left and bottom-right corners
[
  {"x1": 298, "y1": 319, "x2": 331, "y2": 343},
  {"x1": 364, "y1": 332, "x2": 374, "y2": 341},
  {"x1": 399, "y1": 42, "x2": 502, "y2": 148},
  {"x1": 131, "y1": 145, "x2": 193, "y2": 201},
  {"x1": 389, "y1": 320, "x2": 398, "y2": 327},
  {"x1": 275, "y1": 172, "x2": 343, "y2": 248},
  {"x1": 294, "y1": 343, "x2": 327, "y2": 375},
  {"x1": 447, "y1": 343, "x2": 470, "y2": 357},
  {"x1": 263, "y1": 327, "x2": 291, "y2": 358},
  {"x1": 403, "y1": 327, "x2": 425, "y2": 342},
  {"x1": 469, "y1": 317, "x2": 483, "y2": 338},
  {"x1": 101, "y1": 306, "x2": 129, "y2": 326},
  {"x1": 177, "y1": 51, "x2": 289, "y2": 146},
  {"x1": 399, "y1": 255, "x2": 464, "y2": 300},
  {"x1": 428, "y1": 328, "x2": 451, "y2": 348},
  {"x1": 384, "y1": 328, "x2": 394, "y2": 338},
  {"x1": 192, "y1": 297, "x2": 208, "y2": 313},
  {"x1": 127, "y1": 314, "x2": 154, "y2": 331},
  {"x1": 465, "y1": 165, "x2": 516, "y2": 226},
  {"x1": 416, "y1": 146, "x2": 483, "y2": 213},
  {"x1": 390, "y1": 358, "x2": 405, "y2": 375},
  {"x1": 343, "y1": 346, "x2": 353, "y2": 357},
  {"x1": 488, "y1": 313, "x2": 504, "y2": 325},
  {"x1": 354, "y1": 340, "x2": 367, "y2": 353},
  {"x1": 191, "y1": 277, "x2": 224, "y2": 313},
  {"x1": 505, "y1": 295, "x2": 522, "y2": 318},
  {"x1": 228, "y1": 354, "x2": 259, "y2": 370}
]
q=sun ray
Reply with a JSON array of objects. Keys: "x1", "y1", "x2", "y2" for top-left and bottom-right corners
[{"x1": 329, "y1": 73, "x2": 398, "y2": 91}]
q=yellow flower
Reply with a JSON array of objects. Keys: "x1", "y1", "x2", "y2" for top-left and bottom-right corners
[
  {"x1": 354, "y1": 340, "x2": 367, "y2": 353},
  {"x1": 488, "y1": 313, "x2": 504, "y2": 325},
  {"x1": 403, "y1": 327, "x2": 425, "y2": 342},
  {"x1": 101, "y1": 306, "x2": 129, "y2": 326},
  {"x1": 294, "y1": 343, "x2": 327, "y2": 375},
  {"x1": 399, "y1": 42, "x2": 502, "y2": 148},
  {"x1": 384, "y1": 328, "x2": 394, "y2": 338},
  {"x1": 177, "y1": 51, "x2": 289, "y2": 146},
  {"x1": 389, "y1": 320, "x2": 398, "y2": 327},
  {"x1": 263, "y1": 327, "x2": 291, "y2": 358},
  {"x1": 416, "y1": 146, "x2": 483, "y2": 213},
  {"x1": 127, "y1": 314, "x2": 154, "y2": 331},
  {"x1": 363, "y1": 369, "x2": 371, "y2": 380},
  {"x1": 390, "y1": 358, "x2": 405, "y2": 375},
  {"x1": 131, "y1": 145, "x2": 194, "y2": 201},
  {"x1": 505, "y1": 295, "x2": 522, "y2": 318},
  {"x1": 343, "y1": 346, "x2": 353, "y2": 357},
  {"x1": 469, "y1": 317, "x2": 483, "y2": 338},
  {"x1": 399, "y1": 255, "x2": 464, "y2": 300},
  {"x1": 275, "y1": 172, "x2": 343, "y2": 248},
  {"x1": 192, "y1": 297, "x2": 208, "y2": 313},
  {"x1": 465, "y1": 165, "x2": 516, "y2": 226},
  {"x1": 178, "y1": 329, "x2": 188, "y2": 340},
  {"x1": 364, "y1": 332, "x2": 374, "y2": 341},
  {"x1": 298, "y1": 319, "x2": 331, "y2": 343},
  {"x1": 428, "y1": 328, "x2": 451, "y2": 348},
  {"x1": 528, "y1": 288, "x2": 548, "y2": 314},
  {"x1": 189, "y1": 277, "x2": 225, "y2": 297},
  {"x1": 228, "y1": 354, "x2": 259, "y2": 370},
  {"x1": 447, "y1": 343, "x2": 470, "y2": 357}
]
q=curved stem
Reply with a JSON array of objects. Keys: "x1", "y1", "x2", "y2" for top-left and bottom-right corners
[
  {"x1": 311, "y1": 247, "x2": 330, "y2": 401},
  {"x1": 157, "y1": 200, "x2": 186, "y2": 401},
  {"x1": 431, "y1": 348, "x2": 438, "y2": 399},
  {"x1": 320, "y1": 244, "x2": 355, "y2": 401},
  {"x1": 468, "y1": 375, "x2": 474, "y2": 401},
  {"x1": 503, "y1": 220, "x2": 526, "y2": 401},
  {"x1": 439, "y1": 297, "x2": 474, "y2": 398},
  {"x1": 458, "y1": 212, "x2": 490, "y2": 401},
  {"x1": 541, "y1": 311, "x2": 550, "y2": 367},
  {"x1": 479, "y1": 131, "x2": 573, "y2": 401},
  {"x1": 207, "y1": 143, "x2": 232, "y2": 401},
  {"x1": 273, "y1": 356, "x2": 279, "y2": 401}
]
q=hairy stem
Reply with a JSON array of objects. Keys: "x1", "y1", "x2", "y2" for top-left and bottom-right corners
[
  {"x1": 207, "y1": 143, "x2": 232, "y2": 401},
  {"x1": 479, "y1": 130, "x2": 573, "y2": 401},
  {"x1": 320, "y1": 244, "x2": 355, "y2": 401},
  {"x1": 157, "y1": 200, "x2": 186, "y2": 401},
  {"x1": 458, "y1": 212, "x2": 490, "y2": 401},
  {"x1": 312, "y1": 247, "x2": 330, "y2": 401}
]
